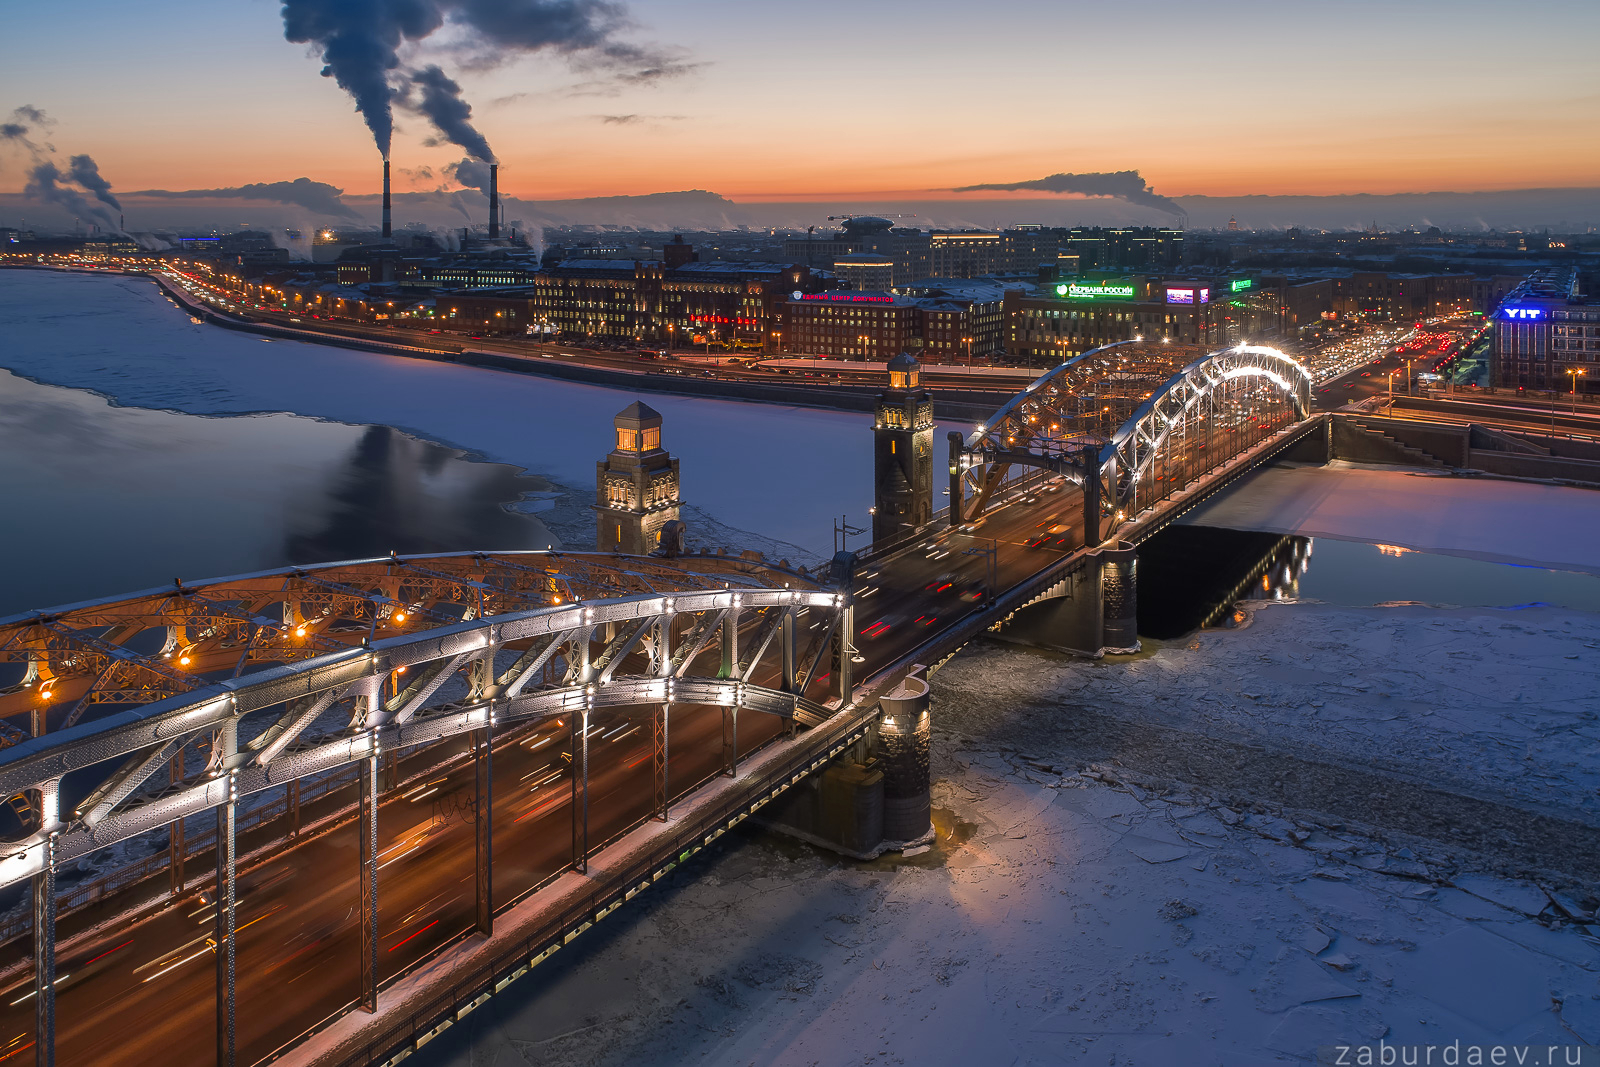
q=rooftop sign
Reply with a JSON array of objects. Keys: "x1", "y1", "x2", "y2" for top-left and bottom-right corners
[
  {"x1": 1230, "y1": 279, "x2": 1253, "y2": 292},
  {"x1": 798, "y1": 292, "x2": 894, "y2": 304},
  {"x1": 1502, "y1": 307, "x2": 1543, "y2": 320},
  {"x1": 1057, "y1": 282, "x2": 1134, "y2": 301}
]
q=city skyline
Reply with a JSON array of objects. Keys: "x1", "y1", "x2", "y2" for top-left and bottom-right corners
[{"x1": 1, "y1": 0, "x2": 1597, "y2": 211}]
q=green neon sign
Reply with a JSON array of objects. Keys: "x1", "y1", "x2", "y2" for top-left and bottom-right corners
[
  {"x1": 1230, "y1": 279, "x2": 1253, "y2": 291},
  {"x1": 1057, "y1": 282, "x2": 1134, "y2": 300}
]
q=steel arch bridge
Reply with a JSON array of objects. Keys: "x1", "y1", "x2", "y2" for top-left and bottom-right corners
[
  {"x1": 950, "y1": 342, "x2": 1313, "y2": 540},
  {"x1": 0, "y1": 551, "x2": 850, "y2": 891}
]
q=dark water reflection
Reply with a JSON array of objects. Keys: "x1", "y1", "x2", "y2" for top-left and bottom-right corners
[
  {"x1": 1139, "y1": 523, "x2": 1600, "y2": 639},
  {"x1": 0, "y1": 370, "x2": 559, "y2": 617}
]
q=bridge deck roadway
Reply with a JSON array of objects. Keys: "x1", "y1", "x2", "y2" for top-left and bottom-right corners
[
  {"x1": 294, "y1": 418, "x2": 1321, "y2": 1067},
  {"x1": 1, "y1": 419, "x2": 1318, "y2": 1067}
]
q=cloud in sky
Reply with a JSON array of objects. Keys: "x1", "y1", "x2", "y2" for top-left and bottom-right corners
[
  {"x1": 953, "y1": 170, "x2": 1185, "y2": 217},
  {"x1": 597, "y1": 113, "x2": 685, "y2": 125},
  {"x1": 132, "y1": 177, "x2": 361, "y2": 219}
]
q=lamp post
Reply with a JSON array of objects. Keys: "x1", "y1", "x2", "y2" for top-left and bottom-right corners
[
  {"x1": 962, "y1": 336, "x2": 974, "y2": 368},
  {"x1": 1569, "y1": 367, "x2": 1586, "y2": 416}
]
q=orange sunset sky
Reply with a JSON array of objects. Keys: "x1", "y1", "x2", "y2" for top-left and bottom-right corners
[{"x1": 2, "y1": 0, "x2": 1597, "y2": 204}]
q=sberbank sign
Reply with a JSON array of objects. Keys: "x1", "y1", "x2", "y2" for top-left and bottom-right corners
[
  {"x1": 1057, "y1": 282, "x2": 1135, "y2": 300},
  {"x1": 1230, "y1": 279, "x2": 1254, "y2": 292}
]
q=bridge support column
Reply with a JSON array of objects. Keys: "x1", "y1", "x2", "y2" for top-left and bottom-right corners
[
  {"x1": 721, "y1": 705, "x2": 738, "y2": 777},
  {"x1": 780, "y1": 610, "x2": 797, "y2": 739},
  {"x1": 215, "y1": 772, "x2": 237, "y2": 1067},
  {"x1": 33, "y1": 834, "x2": 56, "y2": 1067},
  {"x1": 1082, "y1": 463, "x2": 1102, "y2": 547},
  {"x1": 653, "y1": 703, "x2": 670, "y2": 821},
  {"x1": 572, "y1": 711, "x2": 589, "y2": 874},
  {"x1": 168, "y1": 753, "x2": 185, "y2": 898},
  {"x1": 1100, "y1": 543, "x2": 1139, "y2": 654},
  {"x1": 995, "y1": 541, "x2": 1140, "y2": 658},
  {"x1": 358, "y1": 753, "x2": 378, "y2": 1014},
  {"x1": 948, "y1": 431, "x2": 964, "y2": 528},
  {"x1": 474, "y1": 710, "x2": 493, "y2": 937},
  {"x1": 878, "y1": 667, "x2": 933, "y2": 846}
]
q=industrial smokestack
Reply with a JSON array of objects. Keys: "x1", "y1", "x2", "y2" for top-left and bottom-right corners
[
  {"x1": 382, "y1": 160, "x2": 392, "y2": 241},
  {"x1": 488, "y1": 163, "x2": 499, "y2": 239}
]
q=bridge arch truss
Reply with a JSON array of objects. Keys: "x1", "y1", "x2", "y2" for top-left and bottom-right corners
[
  {"x1": 0, "y1": 552, "x2": 850, "y2": 893},
  {"x1": 951, "y1": 342, "x2": 1312, "y2": 538}
]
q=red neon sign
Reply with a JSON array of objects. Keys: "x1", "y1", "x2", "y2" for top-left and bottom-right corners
[{"x1": 688, "y1": 315, "x2": 757, "y2": 325}]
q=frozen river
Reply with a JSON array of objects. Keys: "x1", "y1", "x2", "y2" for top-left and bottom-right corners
[{"x1": 0, "y1": 269, "x2": 907, "y2": 611}]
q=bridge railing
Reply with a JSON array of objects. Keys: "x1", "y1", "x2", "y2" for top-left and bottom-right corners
[{"x1": 324, "y1": 696, "x2": 882, "y2": 1067}]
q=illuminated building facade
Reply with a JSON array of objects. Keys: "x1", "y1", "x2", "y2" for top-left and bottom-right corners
[
  {"x1": 1004, "y1": 276, "x2": 1290, "y2": 364},
  {"x1": 594, "y1": 402, "x2": 681, "y2": 554},
  {"x1": 433, "y1": 258, "x2": 813, "y2": 346},
  {"x1": 786, "y1": 291, "x2": 923, "y2": 359},
  {"x1": 872, "y1": 353, "x2": 935, "y2": 545},
  {"x1": 1491, "y1": 268, "x2": 1598, "y2": 393},
  {"x1": 1063, "y1": 228, "x2": 1184, "y2": 271},
  {"x1": 833, "y1": 254, "x2": 895, "y2": 292}
]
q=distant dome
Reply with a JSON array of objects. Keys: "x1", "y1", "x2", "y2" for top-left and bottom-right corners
[{"x1": 841, "y1": 216, "x2": 895, "y2": 236}]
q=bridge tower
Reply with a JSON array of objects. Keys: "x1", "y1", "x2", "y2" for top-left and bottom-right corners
[
  {"x1": 594, "y1": 402, "x2": 682, "y2": 554},
  {"x1": 872, "y1": 352, "x2": 934, "y2": 546}
]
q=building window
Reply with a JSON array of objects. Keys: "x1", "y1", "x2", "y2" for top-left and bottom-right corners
[
  {"x1": 616, "y1": 428, "x2": 638, "y2": 451},
  {"x1": 642, "y1": 427, "x2": 660, "y2": 450}
]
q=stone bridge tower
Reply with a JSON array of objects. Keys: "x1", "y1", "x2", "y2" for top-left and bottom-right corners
[
  {"x1": 595, "y1": 402, "x2": 681, "y2": 554},
  {"x1": 872, "y1": 352, "x2": 935, "y2": 546}
]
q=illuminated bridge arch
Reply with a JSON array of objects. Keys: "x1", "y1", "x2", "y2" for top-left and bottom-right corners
[
  {"x1": 951, "y1": 343, "x2": 1312, "y2": 535},
  {"x1": 0, "y1": 552, "x2": 847, "y2": 893}
]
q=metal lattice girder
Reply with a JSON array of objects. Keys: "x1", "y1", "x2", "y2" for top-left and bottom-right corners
[
  {"x1": 1099, "y1": 344, "x2": 1312, "y2": 514},
  {"x1": 956, "y1": 343, "x2": 1311, "y2": 523},
  {"x1": 0, "y1": 575, "x2": 840, "y2": 894},
  {"x1": 0, "y1": 550, "x2": 819, "y2": 729}
]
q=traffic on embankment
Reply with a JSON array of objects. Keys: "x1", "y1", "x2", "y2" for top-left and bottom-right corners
[{"x1": 100, "y1": 264, "x2": 1012, "y2": 422}]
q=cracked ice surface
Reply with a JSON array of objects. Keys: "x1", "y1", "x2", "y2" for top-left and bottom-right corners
[{"x1": 420, "y1": 606, "x2": 1600, "y2": 1067}]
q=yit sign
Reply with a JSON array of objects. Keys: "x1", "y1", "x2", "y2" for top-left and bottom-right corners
[
  {"x1": 1501, "y1": 307, "x2": 1543, "y2": 320},
  {"x1": 1057, "y1": 282, "x2": 1135, "y2": 300}
]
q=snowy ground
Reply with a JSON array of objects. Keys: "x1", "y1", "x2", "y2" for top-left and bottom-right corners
[
  {"x1": 421, "y1": 602, "x2": 1600, "y2": 1067},
  {"x1": 0, "y1": 270, "x2": 967, "y2": 560},
  {"x1": 1179, "y1": 462, "x2": 1600, "y2": 575}
]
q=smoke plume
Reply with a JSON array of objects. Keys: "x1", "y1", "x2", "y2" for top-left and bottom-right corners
[
  {"x1": 67, "y1": 154, "x2": 122, "y2": 211},
  {"x1": 445, "y1": 156, "x2": 492, "y2": 194},
  {"x1": 281, "y1": 0, "x2": 442, "y2": 159},
  {"x1": 953, "y1": 170, "x2": 1185, "y2": 217},
  {"x1": 131, "y1": 177, "x2": 362, "y2": 219},
  {"x1": 1, "y1": 104, "x2": 54, "y2": 158},
  {"x1": 405, "y1": 65, "x2": 495, "y2": 162},
  {"x1": 280, "y1": 0, "x2": 681, "y2": 160},
  {"x1": 24, "y1": 160, "x2": 123, "y2": 232}
]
